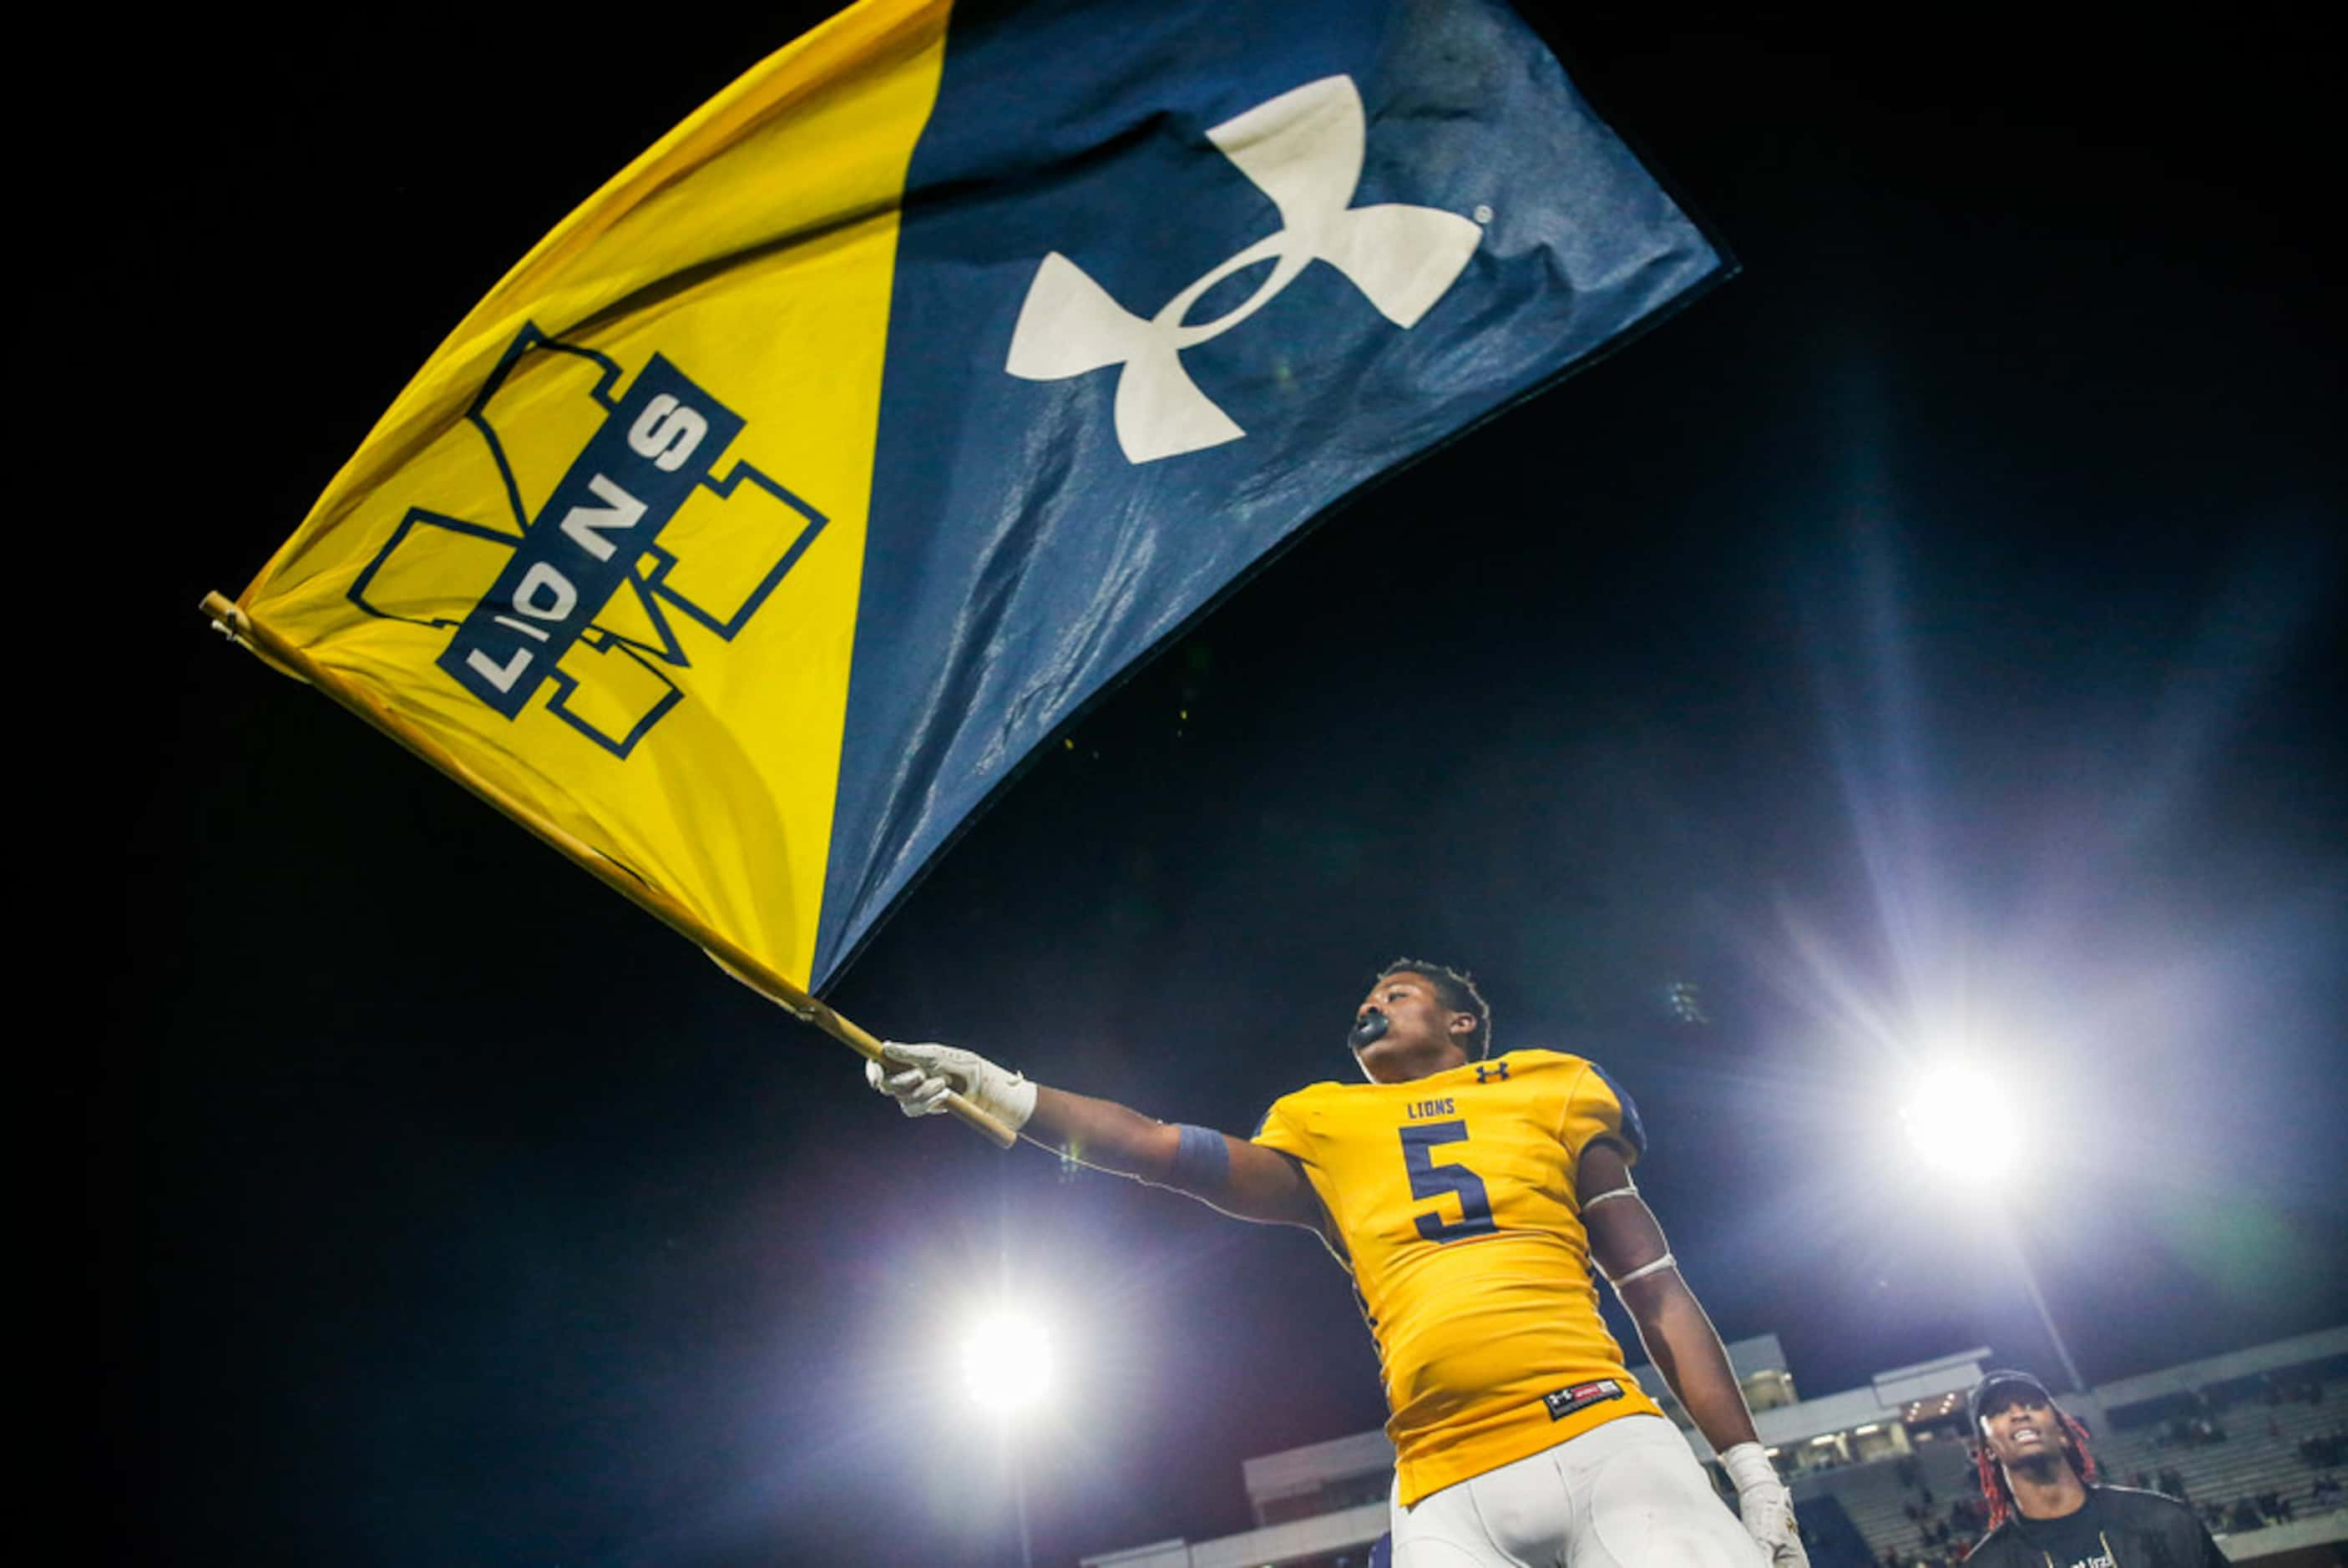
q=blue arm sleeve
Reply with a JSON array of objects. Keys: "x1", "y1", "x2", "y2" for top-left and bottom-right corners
[{"x1": 1166, "y1": 1123, "x2": 1232, "y2": 1196}]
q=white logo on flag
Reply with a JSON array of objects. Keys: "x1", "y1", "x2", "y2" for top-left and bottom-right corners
[{"x1": 1004, "y1": 75, "x2": 1482, "y2": 464}]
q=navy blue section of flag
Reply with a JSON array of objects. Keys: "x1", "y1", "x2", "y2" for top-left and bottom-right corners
[{"x1": 810, "y1": 0, "x2": 1724, "y2": 986}]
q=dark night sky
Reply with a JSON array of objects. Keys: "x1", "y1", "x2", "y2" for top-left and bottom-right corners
[{"x1": 101, "y1": 8, "x2": 2340, "y2": 1565}]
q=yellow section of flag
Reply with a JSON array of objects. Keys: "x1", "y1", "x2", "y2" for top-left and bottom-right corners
[{"x1": 236, "y1": 0, "x2": 950, "y2": 990}]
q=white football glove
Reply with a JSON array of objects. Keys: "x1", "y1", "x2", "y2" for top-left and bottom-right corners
[
  {"x1": 864, "y1": 1040, "x2": 1037, "y2": 1132},
  {"x1": 1721, "y1": 1442, "x2": 1808, "y2": 1568}
]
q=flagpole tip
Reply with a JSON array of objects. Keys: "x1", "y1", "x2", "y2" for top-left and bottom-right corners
[{"x1": 199, "y1": 591, "x2": 311, "y2": 684}]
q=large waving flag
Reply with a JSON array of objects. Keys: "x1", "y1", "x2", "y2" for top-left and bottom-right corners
[{"x1": 210, "y1": 0, "x2": 1723, "y2": 1055}]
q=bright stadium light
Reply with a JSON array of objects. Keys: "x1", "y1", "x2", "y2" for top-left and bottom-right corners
[
  {"x1": 957, "y1": 1301, "x2": 1058, "y2": 1568},
  {"x1": 960, "y1": 1306, "x2": 1054, "y2": 1419},
  {"x1": 1897, "y1": 1060, "x2": 2001, "y2": 1176},
  {"x1": 1894, "y1": 1053, "x2": 2088, "y2": 1393}
]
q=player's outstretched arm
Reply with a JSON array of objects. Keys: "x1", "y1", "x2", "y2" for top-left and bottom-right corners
[
  {"x1": 1580, "y1": 1141, "x2": 1808, "y2": 1568},
  {"x1": 868, "y1": 1041, "x2": 1320, "y2": 1227}
]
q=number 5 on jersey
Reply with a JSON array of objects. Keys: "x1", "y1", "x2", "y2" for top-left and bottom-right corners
[{"x1": 1400, "y1": 1120, "x2": 1497, "y2": 1242}]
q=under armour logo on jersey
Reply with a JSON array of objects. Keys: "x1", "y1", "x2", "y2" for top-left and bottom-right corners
[
  {"x1": 1004, "y1": 74, "x2": 1481, "y2": 464},
  {"x1": 1475, "y1": 1061, "x2": 1511, "y2": 1084},
  {"x1": 1543, "y1": 1379, "x2": 1627, "y2": 1422}
]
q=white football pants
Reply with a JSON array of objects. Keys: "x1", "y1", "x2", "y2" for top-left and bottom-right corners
[{"x1": 1389, "y1": 1414, "x2": 1764, "y2": 1568}]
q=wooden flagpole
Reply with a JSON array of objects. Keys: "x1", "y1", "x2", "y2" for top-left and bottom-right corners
[{"x1": 199, "y1": 591, "x2": 1018, "y2": 1149}]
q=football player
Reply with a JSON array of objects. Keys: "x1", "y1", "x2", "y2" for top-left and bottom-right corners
[{"x1": 869, "y1": 959, "x2": 1802, "y2": 1568}]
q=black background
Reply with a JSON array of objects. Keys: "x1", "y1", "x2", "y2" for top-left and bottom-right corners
[{"x1": 99, "y1": 8, "x2": 2340, "y2": 1565}]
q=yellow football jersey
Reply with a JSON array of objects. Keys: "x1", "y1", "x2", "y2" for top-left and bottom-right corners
[{"x1": 1252, "y1": 1049, "x2": 1663, "y2": 1505}]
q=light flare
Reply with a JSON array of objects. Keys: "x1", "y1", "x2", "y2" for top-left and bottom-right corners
[
  {"x1": 959, "y1": 1307, "x2": 1055, "y2": 1419},
  {"x1": 1898, "y1": 1060, "x2": 2003, "y2": 1176}
]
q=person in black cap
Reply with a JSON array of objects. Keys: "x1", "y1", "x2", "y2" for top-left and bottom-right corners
[{"x1": 1964, "y1": 1369, "x2": 2227, "y2": 1568}]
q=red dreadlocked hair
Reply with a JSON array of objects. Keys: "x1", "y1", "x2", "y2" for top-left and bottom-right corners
[{"x1": 1974, "y1": 1405, "x2": 2099, "y2": 1532}]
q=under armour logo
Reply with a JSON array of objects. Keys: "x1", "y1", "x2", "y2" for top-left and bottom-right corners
[
  {"x1": 1004, "y1": 75, "x2": 1481, "y2": 464},
  {"x1": 1475, "y1": 1061, "x2": 1510, "y2": 1084}
]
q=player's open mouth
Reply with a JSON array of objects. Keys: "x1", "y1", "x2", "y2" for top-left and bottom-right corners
[{"x1": 2011, "y1": 1426, "x2": 2042, "y2": 1443}]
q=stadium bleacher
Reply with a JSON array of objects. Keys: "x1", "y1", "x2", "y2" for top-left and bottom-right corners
[
  {"x1": 1077, "y1": 1330, "x2": 2348, "y2": 1568},
  {"x1": 1789, "y1": 1430, "x2": 1980, "y2": 1566},
  {"x1": 2096, "y1": 1371, "x2": 2348, "y2": 1548}
]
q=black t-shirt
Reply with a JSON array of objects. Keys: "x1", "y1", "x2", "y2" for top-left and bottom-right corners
[
  {"x1": 2010, "y1": 1492, "x2": 2117, "y2": 1568},
  {"x1": 1971, "y1": 1485, "x2": 2227, "y2": 1568}
]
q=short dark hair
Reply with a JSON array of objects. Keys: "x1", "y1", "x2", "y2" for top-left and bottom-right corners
[{"x1": 1375, "y1": 959, "x2": 1492, "y2": 1057}]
